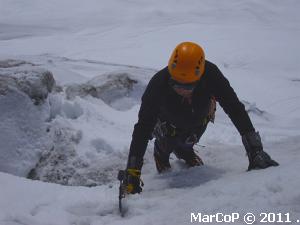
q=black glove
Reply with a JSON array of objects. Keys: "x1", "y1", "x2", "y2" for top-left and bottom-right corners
[
  {"x1": 242, "y1": 131, "x2": 279, "y2": 171},
  {"x1": 124, "y1": 168, "x2": 144, "y2": 194},
  {"x1": 125, "y1": 156, "x2": 144, "y2": 194}
]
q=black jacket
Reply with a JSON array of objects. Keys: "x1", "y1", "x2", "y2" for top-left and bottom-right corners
[{"x1": 129, "y1": 60, "x2": 255, "y2": 158}]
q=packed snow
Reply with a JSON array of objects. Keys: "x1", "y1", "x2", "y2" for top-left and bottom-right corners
[{"x1": 0, "y1": 0, "x2": 300, "y2": 225}]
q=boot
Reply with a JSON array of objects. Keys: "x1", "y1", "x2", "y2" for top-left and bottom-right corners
[
  {"x1": 153, "y1": 140, "x2": 172, "y2": 173},
  {"x1": 154, "y1": 151, "x2": 171, "y2": 173},
  {"x1": 174, "y1": 149, "x2": 204, "y2": 167}
]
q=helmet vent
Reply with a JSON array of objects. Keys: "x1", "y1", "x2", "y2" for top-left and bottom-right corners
[
  {"x1": 199, "y1": 56, "x2": 203, "y2": 64},
  {"x1": 171, "y1": 49, "x2": 179, "y2": 69}
]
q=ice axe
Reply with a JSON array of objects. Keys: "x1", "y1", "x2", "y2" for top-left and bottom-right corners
[{"x1": 117, "y1": 170, "x2": 127, "y2": 217}]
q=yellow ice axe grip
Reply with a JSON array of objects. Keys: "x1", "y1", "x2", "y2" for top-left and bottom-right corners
[
  {"x1": 127, "y1": 184, "x2": 134, "y2": 193},
  {"x1": 127, "y1": 168, "x2": 141, "y2": 177},
  {"x1": 126, "y1": 169, "x2": 144, "y2": 194}
]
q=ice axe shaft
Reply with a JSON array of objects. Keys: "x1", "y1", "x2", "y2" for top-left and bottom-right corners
[{"x1": 117, "y1": 170, "x2": 126, "y2": 217}]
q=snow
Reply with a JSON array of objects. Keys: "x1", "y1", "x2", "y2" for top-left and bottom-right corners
[
  {"x1": 0, "y1": 0, "x2": 300, "y2": 224},
  {"x1": 0, "y1": 63, "x2": 55, "y2": 176}
]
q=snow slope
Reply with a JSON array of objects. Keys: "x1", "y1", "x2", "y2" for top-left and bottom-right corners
[{"x1": 0, "y1": 0, "x2": 300, "y2": 224}]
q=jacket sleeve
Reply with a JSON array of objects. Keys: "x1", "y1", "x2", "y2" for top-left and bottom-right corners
[
  {"x1": 210, "y1": 65, "x2": 255, "y2": 135},
  {"x1": 128, "y1": 73, "x2": 162, "y2": 158}
]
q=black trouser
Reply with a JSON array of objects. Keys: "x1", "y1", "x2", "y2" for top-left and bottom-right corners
[{"x1": 153, "y1": 122, "x2": 208, "y2": 161}]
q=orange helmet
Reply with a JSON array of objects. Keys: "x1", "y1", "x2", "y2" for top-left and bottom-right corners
[{"x1": 168, "y1": 42, "x2": 205, "y2": 84}]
